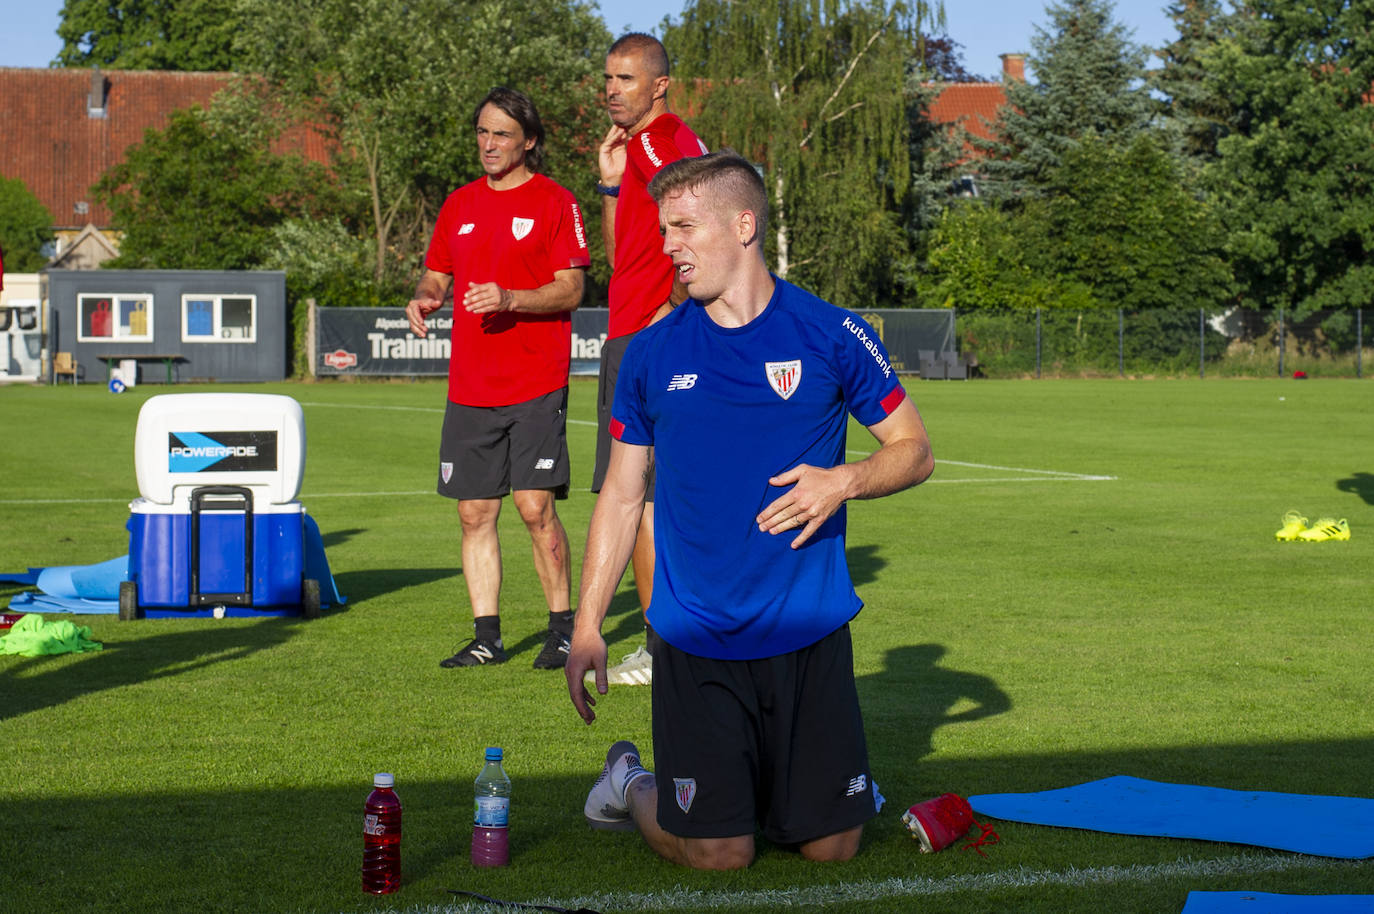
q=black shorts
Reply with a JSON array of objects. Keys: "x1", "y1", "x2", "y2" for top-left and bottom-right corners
[
  {"x1": 593, "y1": 333, "x2": 654, "y2": 503},
  {"x1": 650, "y1": 624, "x2": 876, "y2": 845},
  {"x1": 437, "y1": 388, "x2": 569, "y2": 500}
]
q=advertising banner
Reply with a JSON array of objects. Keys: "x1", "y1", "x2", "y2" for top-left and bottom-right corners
[{"x1": 315, "y1": 306, "x2": 953, "y2": 377}]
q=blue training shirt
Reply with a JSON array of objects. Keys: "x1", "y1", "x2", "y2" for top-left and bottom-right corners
[{"x1": 610, "y1": 277, "x2": 909, "y2": 660}]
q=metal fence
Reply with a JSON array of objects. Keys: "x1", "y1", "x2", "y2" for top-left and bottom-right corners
[{"x1": 958, "y1": 307, "x2": 1369, "y2": 379}]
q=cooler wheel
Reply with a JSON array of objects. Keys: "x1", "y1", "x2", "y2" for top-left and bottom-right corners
[
  {"x1": 301, "y1": 578, "x2": 321, "y2": 620},
  {"x1": 118, "y1": 580, "x2": 143, "y2": 621}
]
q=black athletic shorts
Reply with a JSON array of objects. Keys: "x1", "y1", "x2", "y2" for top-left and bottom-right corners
[
  {"x1": 650, "y1": 623, "x2": 877, "y2": 845},
  {"x1": 593, "y1": 333, "x2": 654, "y2": 502},
  {"x1": 437, "y1": 388, "x2": 569, "y2": 500}
]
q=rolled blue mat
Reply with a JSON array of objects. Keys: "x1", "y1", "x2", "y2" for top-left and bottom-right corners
[
  {"x1": 34, "y1": 556, "x2": 128, "y2": 600},
  {"x1": 969, "y1": 776, "x2": 1374, "y2": 859},
  {"x1": 1182, "y1": 891, "x2": 1374, "y2": 913}
]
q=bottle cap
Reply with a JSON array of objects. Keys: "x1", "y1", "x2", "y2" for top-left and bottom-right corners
[
  {"x1": 373, "y1": 772, "x2": 395, "y2": 787},
  {"x1": 485, "y1": 747, "x2": 502, "y2": 761}
]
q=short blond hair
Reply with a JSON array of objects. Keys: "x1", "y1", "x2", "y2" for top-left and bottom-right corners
[{"x1": 647, "y1": 151, "x2": 768, "y2": 240}]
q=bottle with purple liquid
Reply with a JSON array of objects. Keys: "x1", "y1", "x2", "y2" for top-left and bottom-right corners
[
  {"x1": 471, "y1": 747, "x2": 511, "y2": 867},
  {"x1": 362, "y1": 773, "x2": 401, "y2": 893}
]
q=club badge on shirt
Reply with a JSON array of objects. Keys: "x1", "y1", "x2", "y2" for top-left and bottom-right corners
[
  {"x1": 511, "y1": 217, "x2": 534, "y2": 240},
  {"x1": 765, "y1": 360, "x2": 802, "y2": 400}
]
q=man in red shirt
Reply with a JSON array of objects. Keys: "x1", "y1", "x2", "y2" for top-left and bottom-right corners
[
  {"x1": 407, "y1": 87, "x2": 590, "y2": 670},
  {"x1": 589, "y1": 33, "x2": 707, "y2": 687}
]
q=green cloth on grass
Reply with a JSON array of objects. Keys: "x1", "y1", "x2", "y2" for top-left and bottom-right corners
[{"x1": 0, "y1": 614, "x2": 103, "y2": 657}]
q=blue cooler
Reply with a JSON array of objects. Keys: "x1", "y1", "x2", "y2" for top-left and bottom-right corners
[{"x1": 122, "y1": 393, "x2": 319, "y2": 619}]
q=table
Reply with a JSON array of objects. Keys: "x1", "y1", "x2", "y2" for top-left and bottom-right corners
[{"x1": 98, "y1": 354, "x2": 187, "y2": 385}]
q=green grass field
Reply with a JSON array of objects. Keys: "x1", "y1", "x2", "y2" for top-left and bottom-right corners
[{"x1": 2, "y1": 377, "x2": 1372, "y2": 914}]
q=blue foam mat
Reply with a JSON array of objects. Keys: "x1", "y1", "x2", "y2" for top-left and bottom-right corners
[
  {"x1": 4, "y1": 515, "x2": 344, "y2": 614},
  {"x1": 969, "y1": 776, "x2": 1374, "y2": 859},
  {"x1": 1182, "y1": 892, "x2": 1374, "y2": 913}
]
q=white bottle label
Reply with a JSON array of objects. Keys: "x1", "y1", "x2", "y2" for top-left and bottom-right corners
[{"x1": 474, "y1": 796, "x2": 509, "y2": 827}]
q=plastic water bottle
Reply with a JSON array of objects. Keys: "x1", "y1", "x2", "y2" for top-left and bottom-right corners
[
  {"x1": 362, "y1": 773, "x2": 401, "y2": 894},
  {"x1": 472, "y1": 747, "x2": 511, "y2": 867}
]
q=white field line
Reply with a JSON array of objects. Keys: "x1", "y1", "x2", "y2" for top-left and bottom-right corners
[
  {"x1": 406, "y1": 852, "x2": 1362, "y2": 913},
  {"x1": 846, "y1": 451, "x2": 1116, "y2": 484}
]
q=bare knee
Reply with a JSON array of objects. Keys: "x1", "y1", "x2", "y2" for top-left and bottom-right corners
[
  {"x1": 799, "y1": 825, "x2": 863, "y2": 862},
  {"x1": 512, "y1": 490, "x2": 558, "y2": 531},
  {"x1": 680, "y1": 836, "x2": 754, "y2": 871}
]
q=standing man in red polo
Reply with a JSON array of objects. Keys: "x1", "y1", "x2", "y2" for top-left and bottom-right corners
[
  {"x1": 407, "y1": 87, "x2": 590, "y2": 670},
  {"x1": 589, "y1": 33, "x2": 707, "y2": 687}
]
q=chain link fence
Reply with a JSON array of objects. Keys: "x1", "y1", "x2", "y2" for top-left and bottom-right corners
[{"x1": 956, "y1": 307, "x2": 1370, "y2": 379}]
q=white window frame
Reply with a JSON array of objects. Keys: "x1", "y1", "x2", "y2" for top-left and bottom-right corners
[
  {"x1": 76, "y1": 293, "x2": 155, "y2": 343},
  {"x1": 181, "y1": 293, "x2": 258, "y2": 344}
]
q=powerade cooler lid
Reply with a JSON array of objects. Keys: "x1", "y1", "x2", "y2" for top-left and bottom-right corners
[{"x1": 134, "y1": 393, "x2": 305, "y2": 508}]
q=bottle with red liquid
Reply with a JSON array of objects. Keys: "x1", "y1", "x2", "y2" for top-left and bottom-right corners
[
  {"x1": 0, "y1": 613, "x2": 27, "y2": 630},
  {"x1": 362, "y1": 773, "x2": 401, "y2": 894},
  {"x1": 471, "y1": 747, "x2": 511, "y2": 867}
]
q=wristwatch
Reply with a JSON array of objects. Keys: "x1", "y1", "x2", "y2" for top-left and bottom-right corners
[{"x1": 595, "y1": 182, "x2": 620, "y2": 197}]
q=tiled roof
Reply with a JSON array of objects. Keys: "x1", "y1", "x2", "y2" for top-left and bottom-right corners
[
  {"x1": 927, "y1": 81, "x2": 1009, "y2": 146},
  {"x1": 0, "y1": 67, "x2": 331, "y2": 230}
]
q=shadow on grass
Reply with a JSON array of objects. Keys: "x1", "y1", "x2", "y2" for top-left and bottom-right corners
[
  {"x1": 859, "y1": 643, "x2": 1013, "y2": 773},
  {"x1": 1335, "y1": 471, "x2": 1374, "y2": 506},
  {"x1": 847, "y1": 543, "x2": 887, "y2": 587},
  {"x1": 330, "y1": 566, "x2": 459, "y2": 605},
  {"x1": 8, "y1": 734, "x2": 1374, "y2": 914},
  {"x1": 320, "y1": 526, "x2": 366, "y2": 548},
  {"x1": 0, "y1": 616, "x2": 304, "y2": 722}
]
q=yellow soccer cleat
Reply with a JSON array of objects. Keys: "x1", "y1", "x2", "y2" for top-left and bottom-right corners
[
  {"x1": 1274, "y1": 511, "x2": 1308, "y2": 542},
  {"x1": 1296, "y1": 518, "x2": 1350, "y2": 542}
]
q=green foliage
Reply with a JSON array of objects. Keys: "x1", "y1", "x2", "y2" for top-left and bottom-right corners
[
  {"x1": 1205, "y1": 0, "x2": 1374, "y2": 317},
  {"x1": 234, "y1": 0, "x2": 610, "y2": 291},
  {"x1": 1149, "y1": 0, "x2": 1236, "y2": 172},
  {"x1": 1037, "y1": 133, "x2": 1233, "y2": 310},
  {"x1": 93, "y1": 100, "x2": 340, "y2": 270},
  {"x1": 0, "y1": 176, "x2": 55, "y2": 272},
  {"x1": 977, "y1": 0, "x2": 1153, "y2": 197},
  {"x1": 664, "y1": 0, "x2": 943, "y2": 308},
  {"x1": 55, "y1": 0, "x2": 247, "y2": 70},
  {"x1": 920, "y1": 201, "x2": 1097, "y2": 311}
]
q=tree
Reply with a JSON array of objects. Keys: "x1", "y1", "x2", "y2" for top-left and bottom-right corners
[
  {"x1": 0, "y1": 177, "x2": 55, "y2": 273},
  {"x1": 1036, "y1": 133, "x2": 1232, "y2": 310},
  {"x1": 1150, "y1": 0, "x2": 1237, "y2": 169},
  {"x1": 56, "y1": 0, "x2": 246, "y2": 70},
  {"x1": 94, "y1": 99, "x2": 339, "y2": 270},
  {"x1": 664, "y1": 0, "x2": 944, "y2": 309},
  {"x1": 235, "y1": 0, "x2": 610, "y2": 290},
  {"x1": 1206, "y1": 0, "x2": 1374, "y2": 318},
  {"x1": 977, "y1": 0, "x2": 1153, "y2": 196},
  {"x1": 920, "y1": 201, "x2": 1096, "y2": 311}
]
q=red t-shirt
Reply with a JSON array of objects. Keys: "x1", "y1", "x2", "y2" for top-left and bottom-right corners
[
  {"x1": 425, "y1": 174, "x2": 590, "y2": 406},
  {"x1": 608, "y1": 113, "x2": 707, "y2": 340}
]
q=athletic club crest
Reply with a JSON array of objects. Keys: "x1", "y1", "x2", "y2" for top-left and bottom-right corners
[
  {"x1": 511, "y1": 217, "x2": 534, "y2": 240},
  {"x1": 765, "y1": 360, "x2": 802, "y2": 400},
  {"x1": 440, "y1": 461, "x2": 453, "y2": 484},
  {"x1": 673, "y1": 778, "x2": 697, "y2": 814}
]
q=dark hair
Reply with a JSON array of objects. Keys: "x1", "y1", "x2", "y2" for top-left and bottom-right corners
[
  {"x1": 472, "y1": 86, "x2": 546, "y2": 173},
  {"x1": 647, "y1": 150, "x2": 768, "y2": 241},
  {"x1": 608, "y1": 32, "x2": 669, "y2": 80}
]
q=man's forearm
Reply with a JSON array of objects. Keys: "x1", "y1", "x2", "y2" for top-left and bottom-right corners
[{"x1": 509, "y1": 271, "x2": 585, "y2": 314}]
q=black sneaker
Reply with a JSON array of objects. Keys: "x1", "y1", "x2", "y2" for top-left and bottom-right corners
[
  {"x1": 532, "y1": 629, "x2": 571, "y2": 670},
  {"x1": 440, "y1": 638, "x2": 507, "y2": 668}
]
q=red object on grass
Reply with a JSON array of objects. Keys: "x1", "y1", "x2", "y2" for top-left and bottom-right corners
[{"x1": 1293, "y1": 371, "x2": 1307, "y2": 379}]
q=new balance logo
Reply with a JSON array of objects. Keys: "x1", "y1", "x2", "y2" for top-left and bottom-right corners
[
  {"x1": 667, "y1": 373, "x2": 698, "y2": 391},
  {"x1": 458, "y1": 223, "x2": 475, "y2": 235},
  {"x1": 470, "y1": 643, "x2": 497, "y2": 662},
  {"x1": 846, "y1": 774, "x2": 868, "y2": 797},
  {"x1": 534, "y1": 458, "x2": 555, "y2": 470}
]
